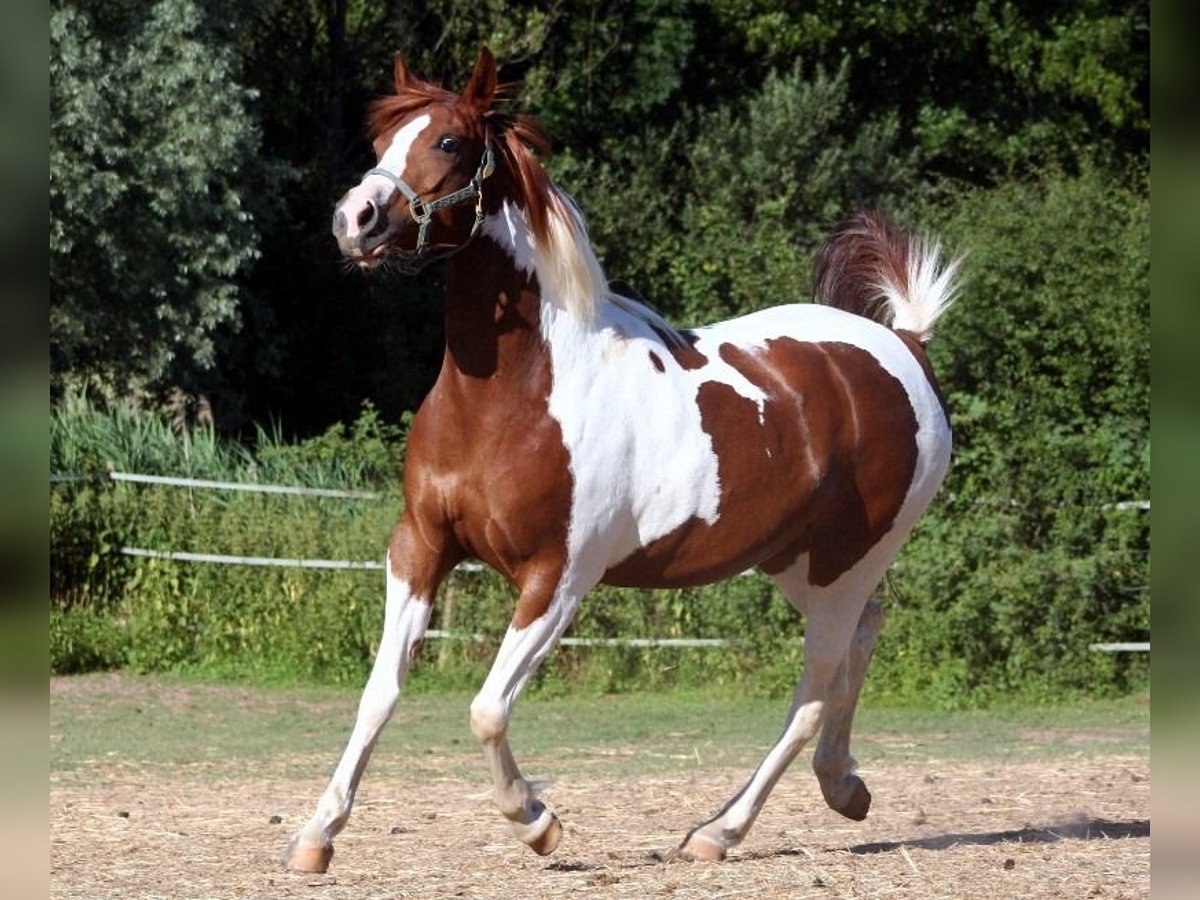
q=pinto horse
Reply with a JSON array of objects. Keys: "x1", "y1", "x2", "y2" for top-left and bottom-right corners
[{"x1": 287, "y1": 48, "x2": 959, "y2": 872}]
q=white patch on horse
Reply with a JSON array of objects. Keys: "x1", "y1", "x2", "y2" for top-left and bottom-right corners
[
  {"x1": 484, "y1": 203, "x2": 949, "y2": 590},
  {"x1": 289, "y1": 554, "x2": 432, "y2": 857},
  {"x1": 483, "y1": 202, "x2": 536, "y2": 275},
  {"x1": 337, "y1": 115, "x2": 432, "y2": 244}
]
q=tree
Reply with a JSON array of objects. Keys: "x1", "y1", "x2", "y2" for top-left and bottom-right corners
[
  {"x1": 554, "y1": 61, "x2": 918, "y2": 324},
  {"x1": 695, "y1": 0, "x2": 1148, "y2": 181},
  {"x1": 50, "y1": 0, "x2": 265, "y2": 396}
]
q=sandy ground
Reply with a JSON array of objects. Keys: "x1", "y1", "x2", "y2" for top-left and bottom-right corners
[{"x1": 51, "y1": 747, "x2": 1148, "y2": 899}]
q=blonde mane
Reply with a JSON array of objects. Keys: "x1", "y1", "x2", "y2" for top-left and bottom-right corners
[{"x1": 495, "y1": 130, "x2": 687, "y2": 342}]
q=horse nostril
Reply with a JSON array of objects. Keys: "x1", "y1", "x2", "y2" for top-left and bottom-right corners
[{"x1": 357, "y1": 201, "x2": 377, "y2": 230}]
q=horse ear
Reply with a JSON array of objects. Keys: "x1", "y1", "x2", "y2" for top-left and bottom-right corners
[
  {"x1": 393, "y1": 53, "x2": 413, "y2": 91},
  {"x1": 462, "y1": 46, "x2": 497, "y2": 109}
]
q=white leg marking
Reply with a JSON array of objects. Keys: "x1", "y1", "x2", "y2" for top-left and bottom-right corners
[
  {"x1": 469, "y1": 583, "x2": 587, "y2": 851},
  {"x1": 288, "y1": 557, "x2": 432, "y2": 862},
  {"x1": 682, "y1": 534, "x2": 911, "y2": 858},
  {"x1": 812, "y1": 600, "x2": 883, "y2": 814}
]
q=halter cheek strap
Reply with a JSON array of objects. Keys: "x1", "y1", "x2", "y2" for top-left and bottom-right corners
[{"x1": 365, "y1": 144, "x2": 496, "y2": 273}]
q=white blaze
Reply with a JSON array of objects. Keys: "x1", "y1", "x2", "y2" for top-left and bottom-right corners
[
  {"x1": 372, "y1": 113, "x2": 431, "y2": 187},
  {"x1": 338, "y1": 114, "x2": 432, "y2": 242}
]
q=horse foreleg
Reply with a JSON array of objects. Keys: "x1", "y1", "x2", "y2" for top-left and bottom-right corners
[
  {"x1": 811, "y1": 599, "x2": 883, "y2": 820},
  {"x1": 469, "y1": 574, "x2": 584, "y2": 855},
  {"x1": 285, "y1": 541, "x2": 440, "y2": 873}
]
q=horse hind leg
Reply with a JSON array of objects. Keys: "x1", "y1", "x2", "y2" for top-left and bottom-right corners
[
  {"x1": 676, "y1": 550, "x2": 892, "y2": 861},
  {"x1": 812, "y1": 599, "x2": 883, "y2": 821}
]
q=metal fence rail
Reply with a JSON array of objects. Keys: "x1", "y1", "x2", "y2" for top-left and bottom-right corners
[
  {"x1": 61, "y1": 470, "x2": 1150, "y2": 653},
  {"x1": 52, "y1": 470, "x2": 380, "y2": 499}
]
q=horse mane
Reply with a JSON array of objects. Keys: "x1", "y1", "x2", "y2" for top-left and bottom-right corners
[{"x1": 485, "y1": 111, "x2": 610, "y2": 323}]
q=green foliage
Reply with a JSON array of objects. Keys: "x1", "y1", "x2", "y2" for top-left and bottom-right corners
[
  {"x1": 50, "y1": 0, "x2": 267, "y2": 396},
  {"x1": 701, "y1": 0, "x2": 1148, "y2": 178},
  {"x1": 869, "y1": 166, "x2": 1150, "y2": 706},
  {"x1": 556, "y1": 61, "x2": 917, "y2": 324},
  {"x1": 253, "y1": 403, "x2": 408, "y2": 488},
  {"x1": 50, "y1": 398, "x2": 404, "y2": 680},
  {"x1": 47, "y1": 0, "x2": 1148, "y2": 427},
  {"x1": 50, "y1": 606, "x2": 127, "y2": 674}
]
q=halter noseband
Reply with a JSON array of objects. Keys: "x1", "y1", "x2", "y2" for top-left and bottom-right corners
[{"x1": 365, "y1": 144, "x2": 496, "y2": 273}]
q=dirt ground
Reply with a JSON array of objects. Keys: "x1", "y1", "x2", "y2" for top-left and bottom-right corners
[{"x1": 50, "y1": 679, "x2": 1149, "y2": 899}]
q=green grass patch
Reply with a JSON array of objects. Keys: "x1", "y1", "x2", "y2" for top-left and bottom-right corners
[{"x1": 50, "y1": 673, "x2": 1149, "y2": 781}]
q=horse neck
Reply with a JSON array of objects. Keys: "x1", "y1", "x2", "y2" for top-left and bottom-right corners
[
  {"x1": 440, "y1": 218, "x2": 550, "y2": 388},
  {"x1": 440, "y1": 179, "x2": 611, "y2": 395}
]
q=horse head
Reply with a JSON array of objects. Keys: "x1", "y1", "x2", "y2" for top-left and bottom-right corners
[{"x1": 332, "y1": 48, "x2": 500, "y2": 272}]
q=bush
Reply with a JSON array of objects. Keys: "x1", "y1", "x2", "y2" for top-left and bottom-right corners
[
  {"x1": 554, "y1": 60, "x2": 919, "y2": 325},
  {"x1": 50, "y1": 397, "x2": 402, "y2": 682},
  {"x1": 869, "y1": 165, "x2": 1150, "y2": 706}
]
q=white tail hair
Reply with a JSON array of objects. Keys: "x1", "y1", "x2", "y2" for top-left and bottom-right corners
[
  {"x1": 877, "y1": 235, "x2": 963, "y2": 341},
  {"x1": 814, "y1": 210, "x2": 962, "y2": 343}
]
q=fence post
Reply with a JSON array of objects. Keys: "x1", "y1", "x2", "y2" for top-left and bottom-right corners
[{"x1": 438, "y1": 581, "x2": 459, "y2": 669}]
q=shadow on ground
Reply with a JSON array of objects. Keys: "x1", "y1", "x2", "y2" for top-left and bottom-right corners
[{"x1": 845, "y1": 817, "x2": 1149, "y2": 854}]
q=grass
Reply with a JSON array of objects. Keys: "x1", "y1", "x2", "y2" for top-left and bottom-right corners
[{"x1": 50, "y1": 672, "x2": 1150, "y2": 781}]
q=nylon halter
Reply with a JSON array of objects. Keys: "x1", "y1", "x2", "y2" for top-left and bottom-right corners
[{"x1": 365, "y1": 144, "x2": 496, "y2": 273}]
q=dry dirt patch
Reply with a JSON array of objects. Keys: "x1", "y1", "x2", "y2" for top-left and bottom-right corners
[{"x1": 51, "y1": 752, "x2": 1148, "y2": 898}]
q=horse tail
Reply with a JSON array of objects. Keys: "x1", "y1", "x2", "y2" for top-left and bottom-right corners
[{"x1": 812, "y1": 209, "x2": 961, "y2": 344}]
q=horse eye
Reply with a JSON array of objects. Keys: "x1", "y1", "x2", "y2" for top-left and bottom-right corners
[{"x1": 436, "y1": 135, "x2": 461, "y2": 154}]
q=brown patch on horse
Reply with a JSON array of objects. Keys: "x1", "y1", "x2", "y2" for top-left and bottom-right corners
[
  {"x1": 648, "y1": 351, "x2": 665, "y2": 372},
  {"x1": 813, "y1": 210, "x2": 911, "y2": 326},
  {"x1": 386, "y1": 511, "x2": 462, "y2": 600},
  {"x1": 649, "y1": 324, "x2": 708, "y2": 370},
  {"x1": 403, "y1": 234, "x2": 572, "y2": 630},
  {"x1": 603, "y1": 339, "x2": 918, "y2": 589}
]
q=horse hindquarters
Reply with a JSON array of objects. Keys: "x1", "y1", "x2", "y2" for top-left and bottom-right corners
[{"x1": 675, "y1": 346, "x2": 951, "y2": 860}]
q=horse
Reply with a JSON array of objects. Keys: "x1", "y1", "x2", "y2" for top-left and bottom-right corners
[{"x1": 286, "y1": 47, "x2": 959, "y2": 872}]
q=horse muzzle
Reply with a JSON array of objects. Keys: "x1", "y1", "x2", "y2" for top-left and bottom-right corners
[{"x1": 332, "y1": 188, "x2": 395, "y2": 264}]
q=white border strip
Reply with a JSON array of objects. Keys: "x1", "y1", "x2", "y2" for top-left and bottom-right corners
[
  {"x1": 423, "y1": 629, "x2": 728, "y2": 648},
  {"x1": 118, "y1": 547, "x2": 486, "y2": 572},
  {"x1": 120, "y1": 547, "x2": 385, "y2": 570}
]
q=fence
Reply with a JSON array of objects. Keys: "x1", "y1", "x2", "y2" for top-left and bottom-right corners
[
  {"x1": 54, "y1": 470, "x2": 738, "y2": 650},
  {"x1": 51, "y1": 470, "x2": 1151, "y2": 654}
]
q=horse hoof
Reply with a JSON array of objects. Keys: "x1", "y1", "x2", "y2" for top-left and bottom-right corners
[
  {"x1": 528, "y1": 815, "x2": 563, "y2": 856},
  {"x1": 286, "y1": 842, "x2": 334, "y2": 873},
  {"x1": 675, "y1": 832, "x2": 727, "y2": 862},
  {"x1": 834, "y1": 776, "x2": 872, "y2": 821}
]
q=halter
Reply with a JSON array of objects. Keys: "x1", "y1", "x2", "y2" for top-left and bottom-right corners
[{"x1": 365, "y1": 144, "x2": 496, "y2": 273}]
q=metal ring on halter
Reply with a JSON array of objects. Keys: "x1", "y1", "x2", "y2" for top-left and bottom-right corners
[{"x1": 365, "y1": 144, "x2": 495, "y2": 272}]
